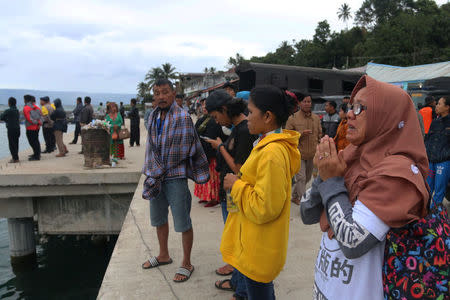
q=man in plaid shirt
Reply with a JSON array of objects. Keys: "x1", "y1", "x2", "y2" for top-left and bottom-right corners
[{"x1": 141, "y1": 78, "x2": 209, "y2": 283}]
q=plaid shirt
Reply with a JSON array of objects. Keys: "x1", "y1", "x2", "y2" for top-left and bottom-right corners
[{"x1": 142, "y1": 102, "x2": 210, "y2": 200}]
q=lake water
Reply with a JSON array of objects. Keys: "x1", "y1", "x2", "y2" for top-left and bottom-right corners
[{"x1": 0, "y1": 124, "x2": 117, "y2": 299}]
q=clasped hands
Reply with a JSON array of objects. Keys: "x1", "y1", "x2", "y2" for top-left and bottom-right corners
[{"x1": 313, "y1": 135, "x2": 347, "y2": 181}]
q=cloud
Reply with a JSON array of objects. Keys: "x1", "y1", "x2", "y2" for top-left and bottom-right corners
[{"x1": 5, "y1": 0, "x2": 446, "y2": 93}]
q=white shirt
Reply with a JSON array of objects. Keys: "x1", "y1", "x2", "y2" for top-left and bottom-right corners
[{"x1": 313, "y1": 200, "x2": 389, "y2": 300}]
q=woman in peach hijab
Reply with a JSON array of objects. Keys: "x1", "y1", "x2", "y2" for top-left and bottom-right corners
[{"x1": 301, "y1": 75, "x2": 430, "y2": 299}]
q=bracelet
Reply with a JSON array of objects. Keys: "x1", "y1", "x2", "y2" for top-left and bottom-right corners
[{"x1": 218, "y1": 143, "x2": 225, "y2": 151}]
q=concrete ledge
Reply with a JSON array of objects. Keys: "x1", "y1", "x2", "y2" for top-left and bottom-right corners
[
  {"x1": 0, "y1": 197, "x2": 34, "y2": 218},
  {"x1": 0, "y1": 172, "x2": 142, "y2": 187},
  {"x1": 1, "y1": 183, "x2": 139, "y2": 199},
  {"x1": 37, "y1": 194, "x2": 134, "y2": 234},
  {"x1": 99, "y1": 176, "x2": 321, "y2": 299}
]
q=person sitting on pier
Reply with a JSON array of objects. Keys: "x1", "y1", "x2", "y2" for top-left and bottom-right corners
[{"x1": 141, "y1": 78, "x2": 210, "y2": 283}]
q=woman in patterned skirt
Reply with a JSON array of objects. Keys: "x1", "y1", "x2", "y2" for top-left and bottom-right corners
[
  {"x1": 106, "y1": 102, "x2": 125, "y2": 159},
  {"x1": 194, "y1": 98, "x2": 225, "y2": 207}
]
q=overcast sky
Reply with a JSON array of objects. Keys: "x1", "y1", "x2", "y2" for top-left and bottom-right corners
[{"x1": 0, "y1": 0, "x2": 447, "y2": 93}]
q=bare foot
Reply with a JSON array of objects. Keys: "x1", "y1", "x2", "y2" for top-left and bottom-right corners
[
  {"x1": 291, "y1": 198, "x2": 300, "y2": 205},
  {"x1": 216, "y1": 264, "x2": 234, "y2": 275}
]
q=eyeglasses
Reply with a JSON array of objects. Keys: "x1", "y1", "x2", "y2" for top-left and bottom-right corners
[{"x1": 347, "y1": 103, "x2": 367, "y2": 116}]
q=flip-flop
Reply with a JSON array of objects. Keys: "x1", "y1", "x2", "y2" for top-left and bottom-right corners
[
  {"x1": 173, "y1": 266, "x2": 195, "y2": 283},
  {"x1": 141, "y1": 257, "x2": 173, "y2": 269},
  {"x1": 215, "y1": 279, "x2": 234, "y2": 291}
]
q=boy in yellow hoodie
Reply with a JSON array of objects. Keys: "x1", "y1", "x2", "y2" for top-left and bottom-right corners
[{"x1": 222, "y1": 85, "x2": 301, "y2": 300}]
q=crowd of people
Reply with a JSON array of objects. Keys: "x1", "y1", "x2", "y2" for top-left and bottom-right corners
[
  {"x1": 140, "y1": 77, "x2": 449, "y2": 300},
  {"x1": 1, "y1": 76, "x2": 448, "y2": 299},
  {"x1": 1, "y1": 95, "x2": 143, "y2": 163}
]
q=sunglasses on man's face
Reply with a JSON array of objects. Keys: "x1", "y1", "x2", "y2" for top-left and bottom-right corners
[{"x1": 347, "y1": 103, "x2": 367, "y2": 116}]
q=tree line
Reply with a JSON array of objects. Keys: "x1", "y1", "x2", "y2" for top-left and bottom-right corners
[{"x1": 229, "y1": 0, "x2": 450, "y2": 69}]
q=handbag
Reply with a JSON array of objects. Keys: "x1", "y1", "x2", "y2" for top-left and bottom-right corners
[
  {"x1": 382, "y1": 203, "x2": 450, "y2": 300},
  {"x1": 118, "y1": 127, "x2": 130, "y2": 139}
]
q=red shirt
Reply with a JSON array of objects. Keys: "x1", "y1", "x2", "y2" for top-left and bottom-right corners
[{"x1": 23, "y1": 103, "x2": 41, "y2": 130}]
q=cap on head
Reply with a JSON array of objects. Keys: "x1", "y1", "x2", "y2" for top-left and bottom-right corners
[{"x1": 206, "y1": 89, "x2": 232, "y2": 112}]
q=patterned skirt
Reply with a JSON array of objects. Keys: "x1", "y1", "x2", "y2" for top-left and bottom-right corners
[
  {"x1": 111, "y1": 141, "x2": 125, "y2": 159},
  {"x1": 194, "y1": 158, "x2": 220, "y2": 202}
]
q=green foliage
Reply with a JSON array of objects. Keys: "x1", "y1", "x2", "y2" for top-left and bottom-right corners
[
  {"x1": 245, "y1": 0, "x2": 449, "y2": 69},
  {"x1": 145, "y1": 63, "x2": 178, "y2": 87},
  {"x1": 228, "y1": 53, "x2": 247, "y2": 67}
]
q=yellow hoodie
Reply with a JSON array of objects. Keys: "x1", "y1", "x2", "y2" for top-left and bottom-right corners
[{"x1": 220, "y1": 129, "x2": 301, "y2": 283}]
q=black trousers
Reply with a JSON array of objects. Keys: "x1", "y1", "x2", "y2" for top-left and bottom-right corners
[
  {"x1": 72, "y1": 122, "x2": 81, "y2": 143},
  {"x1": 26, "y1": 129, "x2": 41, "y2": 159},
  {"x1": 7, "y1": 127, "x2": 20, "y2": 161},
  {"x1": 43, "y1": 126, "x2": 55, "y2": 151},
  {"x1": 130, "y1": 125, "x2": 140, "y2": 146}
]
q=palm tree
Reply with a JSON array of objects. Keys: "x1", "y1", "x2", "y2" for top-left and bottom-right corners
[
  {"x1": 137, "y1": 81, "x2": 148, "y2": 101},
  {"x1": 161, "y1": 63, "x2": 177, "y2": 80},
  {"x1": 145, "y1": 67, "x2": 164, "y2": 87},
  {"x1": 227, "y1": 53, "x2": 246, "y2": 68},
  {"x1": 337, "y1": 3, "x2": 351, "y2": 30},
  {"x1": 209, "y1": 67, "x2": 216, "y2": 75}
]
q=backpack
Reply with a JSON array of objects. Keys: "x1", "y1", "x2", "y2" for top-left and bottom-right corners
[
  {"x1": 30, "y1": 106, "x2": 42, "y2": 125},
  {"x1": 382, "y1": 203, "x2": 450, "y2": 300}
]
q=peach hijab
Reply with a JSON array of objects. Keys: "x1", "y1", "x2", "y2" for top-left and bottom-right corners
[{"x1": 320, "y1": 75, "x2": 429, "y2": 237}]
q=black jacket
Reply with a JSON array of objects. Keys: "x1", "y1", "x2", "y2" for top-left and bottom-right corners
[
  {"x1": 195, "y1": 115, "x2": 225, "y2": 160},
  {"x1": 0, "y1": 106, "x2": 20, "y2": 129},
  {"x1": 425, "y1": 115, "x2": 450, "y2": 163},
  {"x1": 120, "y1": 105, "x2": 125, "y2": 120},
  {"x1": 128, "y1": 106, "x2": 140, "y2": 127},
  {"x1": 50, "y1": 99, "x2": 67, "y2": 132}
]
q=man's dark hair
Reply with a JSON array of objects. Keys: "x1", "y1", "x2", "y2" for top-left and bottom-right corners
[
  {"x1": 99, "y1": 102, "x2": 103, "y2": 106},
  {"x1": 299, "y1": 93, "x2": 311, "y2": 102},
  {"x1": 250, "y1": 85, "x2": 297, "y2": 127},
  {"x1": 8, "y1": 97, "x2": 16, "y2": 106},
  {"x1": 24, "y1": 94, "x2": 36, "y2": 103},
  {"x1": 40, "y1": 96, "x2": 50, "y2": 103},
  {"x1": 289, "y1": 90, "x2": 307, "y2": 102},
  {"x1": 77, "y1": 97, "x2": 82, "y2": 103},
  {"x1": 222, "y1": 81, "x2": 236, "y2": 92},
  {"x1": 339, "y1": 103, "x2": 348, "y2": 112},
  {"x1": 343, "y1": 96, "x2": 350, "y2": 100},
  {"x1": 175, "y1": 94, "x2": 184, "y2": 99},
  {"x1": 131, "y1": 98, "x2": 137, "y2": 105},
  {"x1": 154, "y1": 78, "x2": 174, "y2": 90},
  {"x1": 84, "y1": 96, "x2": 91, "y2": 104},
  {"x1": 327, "y1": 100, "x2": 337, "y2": 109},
  {"x1": 425, "y1": 95, "x2": 435, "y2": 106},
  {"x1": 120, "y1": 101, "x2": 123, "y2": 105}
]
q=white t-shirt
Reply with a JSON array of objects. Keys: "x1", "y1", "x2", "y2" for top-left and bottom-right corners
[{"x1": 313, "y1": 200, "x2": 390, "y2": 300}]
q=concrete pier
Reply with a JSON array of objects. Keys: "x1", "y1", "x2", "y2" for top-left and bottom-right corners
[
  {"x1": 0, "y1": 120, "x2": 146, "y2": 262},
  {"x1": 98, "y1": 177, "x2": 322, "y2": 299}
]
